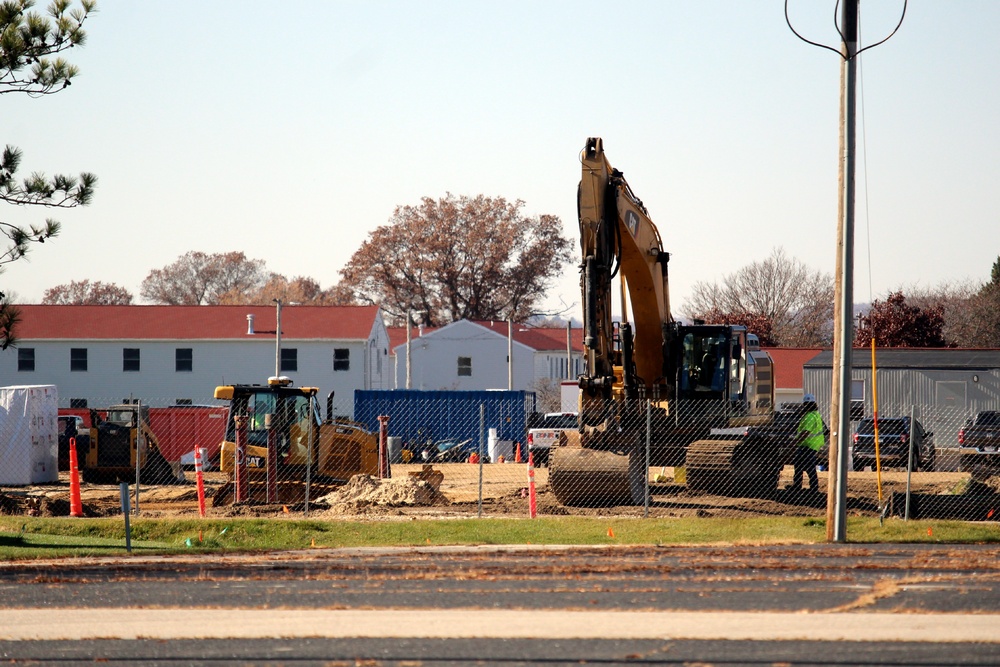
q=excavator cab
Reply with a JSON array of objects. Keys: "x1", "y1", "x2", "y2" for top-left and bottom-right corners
[{"x1": 676, "y1": 325, "x2": 747, "y2": 403}]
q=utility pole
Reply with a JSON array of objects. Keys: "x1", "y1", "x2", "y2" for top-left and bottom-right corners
[
  {"x1": 405, "y1": 310, "x2": 425, "y2": 390},
  {"x1": 406, "y1": 315, "x2": 414, "y2": 390},
  {"x1": 508, "y1": 318, "x2": 514, "y2": 390},
  {"x1": 786, "y1": 0, "x2": 905, "y2": 541},
  {"x1": 827, "y1": 0, "x2": 858, "y2": 543},
  {"x1": 566, "y1": 320, "x2": 573, "y2": 380},
  {"x1": 273, "y1": 299, "x2": 283, "y2": 378}
]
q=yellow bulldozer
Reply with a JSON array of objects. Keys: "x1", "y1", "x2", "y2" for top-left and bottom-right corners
[{"x1": 212, "y1": 377, "x2": 383, "y2": 505}]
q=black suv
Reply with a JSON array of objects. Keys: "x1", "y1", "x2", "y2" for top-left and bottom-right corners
[{"x1": 852, "y1": 417, "x2": 935, "y2": 472}]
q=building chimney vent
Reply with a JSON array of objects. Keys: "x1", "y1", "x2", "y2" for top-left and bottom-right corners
[{"x1": 246, "y1": 314, "x2": 255, "y2": 335}]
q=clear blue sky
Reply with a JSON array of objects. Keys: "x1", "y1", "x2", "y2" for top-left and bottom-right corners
[{"x1": 5, "y1": 1, "x2": 999, "y2": 316}]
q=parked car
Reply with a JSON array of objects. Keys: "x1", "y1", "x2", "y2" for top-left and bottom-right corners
[
  {"x1": 852, "y1": 417, "x2": 935, "y2": 472},
  {"x1": 526, "y1": 412, "x2": 578, "y2": 467}
]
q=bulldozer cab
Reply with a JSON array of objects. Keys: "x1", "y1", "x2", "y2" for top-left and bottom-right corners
[
  {"x1": 105, "y1": 404, "x2": 150, "y2": 428},
  {"x1": 220, "y1": 382, "x2": 319, "y2": 465}
]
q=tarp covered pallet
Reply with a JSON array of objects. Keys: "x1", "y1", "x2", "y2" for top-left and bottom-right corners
[{"x1": 0, "y1": 385, "x2": 59, "y2": 485}]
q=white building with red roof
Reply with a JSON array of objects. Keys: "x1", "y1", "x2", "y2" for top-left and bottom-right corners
[
  {"x1": 389, "y1": 319, "x2": 584, "y2": 391},
  {"x1": 1, "y1": 304, "x2": 391, "y2": 417}
]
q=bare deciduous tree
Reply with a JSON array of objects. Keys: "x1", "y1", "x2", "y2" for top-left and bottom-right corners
[
  {"x1": 903, "y1": 260, "x2": 1000, "y2": 348},
  {"x1": 339, "y1": 194, "x2": 572, "y2": 326},
  {"x1": 140, "y1": 251, "x2": 269, "y2": 305},
  {"x1": 43, "y1": 279, "x2": 133, "y2": 305},
  {"x1": 531, "y1": 378, "x2": 563, "y2": 414},
  {"x1": 217, "y1": 274, "x2": 348, "y2": 306},
  {"x1": 683, "y1": 247, "x2": 833, "y2": 346}
]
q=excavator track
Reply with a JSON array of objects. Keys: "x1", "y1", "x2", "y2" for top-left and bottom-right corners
[
  {"x1": 685, "y1": 438, "x2": 787, "y2": 497},
  {"x1": 548, "y1": 446, "x2": 633, "y2": 507}
]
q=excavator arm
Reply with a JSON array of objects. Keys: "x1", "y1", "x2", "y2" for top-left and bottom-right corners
[{"x1": 578, "y1": 137, "x2": 674, "y2": 401}]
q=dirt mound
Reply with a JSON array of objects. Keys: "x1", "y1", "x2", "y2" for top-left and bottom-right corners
[{"x1": 316, "y1": 475, "x2": 448, "y2": 514}]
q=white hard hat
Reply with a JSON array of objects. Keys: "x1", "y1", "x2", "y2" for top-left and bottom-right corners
[{"x1": 803, "y1": 393, "x2": 817, "y2": 403}]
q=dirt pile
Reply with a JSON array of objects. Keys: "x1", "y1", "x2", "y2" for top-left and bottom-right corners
[{"x1": 316, "y1": 475, "x2": 448, "y2": 514}]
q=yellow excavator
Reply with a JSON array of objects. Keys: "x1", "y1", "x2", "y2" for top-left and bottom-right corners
[
  {"x1": 548, "y1": 138, "x2": 790, "y2": 506},
  {"x1": 213, "y1": 377, "x2": 382, "y2": 505}
]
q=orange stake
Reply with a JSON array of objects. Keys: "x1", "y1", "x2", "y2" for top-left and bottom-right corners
[
  {"x1": 68, "y1": 437, "x2": 83, "y2": 518},
  {"x1": 193, "y1": 447, "x2": 206, "y2": 518},
  {"x1": 527, "y1": 452, "x2": 537, "y2": 518}
]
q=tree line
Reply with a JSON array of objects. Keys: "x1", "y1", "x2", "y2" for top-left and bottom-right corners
[
  {"x1": 39, "y1": 193, "x2": 573, "y2": 329},
  {"x1": 683, "y1": 249, "x2": 1000, "y2": 349},
  {"x1": 41, "y1": 242, "x2": 1000, "y2": 350}
]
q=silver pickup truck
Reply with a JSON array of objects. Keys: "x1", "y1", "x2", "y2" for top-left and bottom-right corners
[{"x1": 526, "y1": 412, "x2": 578, "y2": 467}]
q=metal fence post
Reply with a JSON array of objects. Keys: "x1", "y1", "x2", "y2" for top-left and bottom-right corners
[
  {"x1": 234, "y1": 414, "x2": 248, "y2": 503},
  {"x1": 265, "y1": 413, "x2": 277, "y2": 504},
  {"x1": 905, "y1": 404, "x2": 916, "y2": 520},
  {"x1": 305, "y1": 396, "x2": 314, "y2": 516},
  {"x1": 132, "y1": 395, "x2": 140, "y2": 515},
  {"x1": 478, "y1": 403, "x2": 484, "y2": 518},
  {"x1": 644, "y1": 399, "x2": 651, "y2": 517}
]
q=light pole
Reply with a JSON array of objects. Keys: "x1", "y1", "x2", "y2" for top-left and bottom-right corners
[
  {"x1": 508, "y1": 318, "x2": 513, "y2": 390},
  {"x1": 406, "y1": 310, "x2": 426, "y2": 390},
  {"x1": 273, "y1": 299, "x2": 283, "y2": 378}
]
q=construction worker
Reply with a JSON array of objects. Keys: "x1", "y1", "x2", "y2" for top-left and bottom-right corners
[{"x1": 790, "y1": 393, "x2": 824, "y2": 493}]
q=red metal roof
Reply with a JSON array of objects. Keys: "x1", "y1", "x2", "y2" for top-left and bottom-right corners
[
  {"x1": 386, "y1": 321, "x2": 583, "y2": 355},
  {"x1": 13, "y1": 304, "x2": 383, "y2": 341},
  {"x1": 386, "y1": 325, "x2": 440, "y2": 353},
  {"x1": 472, "y1": 321, "x2": 583, "y2": 352},
  {"x1": 764, "y1": 347, "x2": 823, "y2": 390}
]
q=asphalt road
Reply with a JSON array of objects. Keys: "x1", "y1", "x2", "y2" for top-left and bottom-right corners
[{"x1": 1, "y1": 543, "x2": 998, "y2": 665}]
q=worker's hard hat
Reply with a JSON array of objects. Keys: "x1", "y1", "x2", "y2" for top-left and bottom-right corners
[{"x1": 802, "y1": 393, "x2": 817, "y2": 403}]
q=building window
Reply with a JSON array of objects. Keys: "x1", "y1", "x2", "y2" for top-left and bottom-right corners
[
  {"x1": 334, "y1": 348, "x2": 350, "y2": 371},
  {"x1": 123, "y1": 348, "x2": 140, "y2": 372},
  {"x1": 176, "y1": 398, "x2": 193, "y2": 405},
  {"x1": 69, "y1": 398, "x2": 88, "y2": 409},
  {"x1": 176, "y1": 348, "x2": 193, "y2": 372},
  {"x1": 280, "y1": 348, "x2": 297, "y2": 372},
  {"x1": 17, "y1": 348, "x2": 35, "y2": 372},
  {"x1": 458, "y1": 356, "x2": 472, "y2": 377},
  {"x1": 70, "y1": 348, "x2": 88, "y2": 372}
]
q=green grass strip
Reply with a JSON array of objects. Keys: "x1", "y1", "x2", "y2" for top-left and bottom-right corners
[{"x1": 0, "y1": 515, "x2": 996, "y2": 561}]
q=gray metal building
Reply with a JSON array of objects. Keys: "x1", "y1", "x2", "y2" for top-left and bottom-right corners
[{"x1": 803, "y1": 349, "x2": 1000, "y2": 465}]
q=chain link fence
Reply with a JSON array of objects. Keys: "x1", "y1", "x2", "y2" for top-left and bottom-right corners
[{"x1": 0, "y1": 389, "x2": 997, "y2": 522}]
